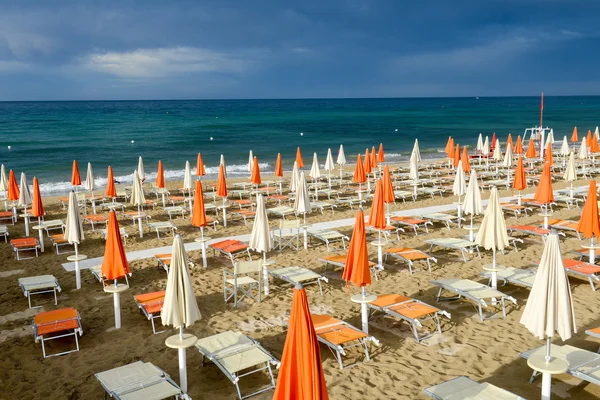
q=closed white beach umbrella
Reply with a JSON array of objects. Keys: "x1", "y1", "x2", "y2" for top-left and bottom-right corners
[
  {"x1": 289, "y1": 161, "x2": 300, "y2": 193},
  {"x1": 412, "y1": 139, "x2": 422, "y2": 162},
  {"x1": 453, "y1": 160, "x2": 467, "y2": 228},
  {"x1": 482, "y1": 136, "x2": 490, "y2": 155},
  {"x1": 560, "y1": 136, "x2": 570, "y2": 156},
  {"x1": 492, "y1": 139, "x2": 502, "y2": 161},
  {"x1": 475, "y1": 186, "x2": 509, "y2": 289},
  {"x1": 309, "y1": 152, "x2": 321, "y2": 180},
  {"x1": 183, "y1": 161, "x2": 193, "y2": 193},
  {"x1": 18, "y1": 172, "x2": 32, "y2": 208},
  {"x1": 130, "y1": 170, "x2": 146, "y2": 239},
  {"x1": 520, "y1": 231, "x2": 576, "y2": 400},
  {"x1": 65, "y1": 191, "x2": 85, "y2": 289},
  {"x1": 564, "y1": 152, "x2": 577, "y2": 198},
  {"x1": 463, "y1": 170, "x2": 483, "y2": 240},
  {"x1": 546, "y1": 128, "x2": 555, "y2": 144},
  {"x1": 324, "y1": 148, "x2": 335, "y2": 172},
  {"x1": 337, "y1": 144, "x2": 346, "y2": 165},
  {"x1": 161, "y1": 234, "x2": 201, "y2": 393},
  {"x1": 409, "y1": 151, "x2": 419, "y2": 181},
  {"x1": 85, "y1": 162, "x2": 95, "y2": 191},
  {"x1": 220, "y1": 154, "x2": 227, "y2": 178},
  {"x1": 0, "y1": 164, "x2": 7, "y2": 193},
  {"x1": 294, "y1": 171, "x2": 312, "y2": 223},
  {"x1": 476, "y1": 133, "x2": 483, "y2": 153},
  {"x1": 137, "y1": 156, "x2": 145, "y2": 182},
  {"x1": 578, "y1": 138, "x2": 588, "y2": 160},
  {"x1": 595, "y1": 126, "x2": 599, "y2": 140},
  {"x1": 502, "y1": 142, "x2": 514, "y2": 168},
  {"x1": 248, "y1": 150, "x2": 254, "y2": 172},
  {"x1": 249, "y1": 194, "x2": 272, "y2": 294}
]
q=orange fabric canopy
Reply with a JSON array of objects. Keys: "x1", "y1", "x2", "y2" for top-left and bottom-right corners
[
  {"x1": 506, "y1": 134, "x2": 513, "y2": 149},
  {"x1": 591, "y1": 135, "x2": 599, "y2": 153},
  {"x1": 31, "y1": 177, "x2": 45, "y2": 217},
  {"x1": 156, "y1": 160, "x2": 165, "y2": 188},
  {"x1": 106, "y1": 166, "x2": 117, "y2": 198},
  {"x1": 587, "y1": 130, "x2": 593, "y2": 147},
  {"x1": 462, "y1": 146, "x2": 471, "y2": 173},
  {"x1": 363, "y1": 149, "x2": 372, "y2": 174},
  {"x1": 196, "y1": 153, "x2": 205, "y2": 177},
  {"x1": 368, "y1": 180, "x2": 386, "y2": 230},
  {"x1": 101, "y1": 211, "x2": 130, "y2": 281},
  {"x1": 250, "y1": 157, "x2": 262, "y2": 185},
  {"x1": 296, "y1": 147, "x2": 304, "y2": 169},
  {"x1": 447, "y1": 138, "x2": 455, "y2": 158},
  {"x1": 273, "y1": 285, "x2": 329, "y2": 400},
  {"x1": 533, "y1": 161, "x2": 554, "y2": 204},
  {"x1": 382, "y1": 166, "x2": 395, "y2": 204},
  {"x1": 274, "y1": 153, "x2": 283, "y2": 177},
  {"x1": 377, "y1": 143, "x2": 384, "y2": 163},
  {"x1": 7, "y1": 169, "x2": 19, "y2": 201},
  {"x1": 513, "y1": 157, "x2": 527, "y2": 191},
  {"x1": 514, "y1": 135, "x2": 524, "y2": 154},
  {"x1": 370, "y1": 146, "x2": 377, "y2": 169},
  {"x1": 342, "y1": 209, "x2": 371, "y2": 287},
  {"x1": 444, "y1": 137, "x2": 453, "y2": 155},
  {"x1": 491, "y1": 133, "x2": 497, "y2": 149},
  {"x1": 571, "y1": 127, "x2": 578, "y2": 143},
  {"x1": 453, "y1": 144, "x2": 460, "y2": 168},
  {"x1": 191, "y1": 180, "x2": 207, "y2": 228},
  {"x1": 71, "y1": 160, "x2": 81, "y2": 186},
  {"x1": 525, "y1": 139, "x2": 536, "y2": 158},
  {"x1": 216, "y1": 164, "x2": 228, "y2": 198},
  {"x1": 353, "y1": 154, "x2": 366, "y2": 183},
  {"x1": 577, "y1": 180, "x2": 600, "y2": 238}
]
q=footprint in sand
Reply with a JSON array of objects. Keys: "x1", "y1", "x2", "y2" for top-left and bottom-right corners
[
  {"x1": 0, "y1": 326, "x2": 30, "y2": 343},
  {"x1": 0, "y1": 308, "x2": 40, "y2": 325}
]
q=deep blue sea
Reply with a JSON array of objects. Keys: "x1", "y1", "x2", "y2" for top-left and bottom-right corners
[{"x1": 0, "y1": 97, "x2": 597, "y2": 194}]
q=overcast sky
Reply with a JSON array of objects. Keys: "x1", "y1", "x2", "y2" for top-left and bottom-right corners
[{"x1": 0, "y1": 0, "x2": 599, "y2": 100}]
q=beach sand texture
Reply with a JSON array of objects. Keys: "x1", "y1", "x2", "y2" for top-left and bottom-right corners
[{"x1": 1, "y1": 166, "x2": 600, "y2": 399}]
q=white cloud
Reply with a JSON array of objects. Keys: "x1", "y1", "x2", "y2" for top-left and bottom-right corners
[{"x1": 81, "y1": 46, "x2": 267, "y2": 78}]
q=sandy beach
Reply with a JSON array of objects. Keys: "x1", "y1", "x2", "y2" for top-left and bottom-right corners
[{"x1": 1, "y1": 162, "x2": 600, "y2": 400}]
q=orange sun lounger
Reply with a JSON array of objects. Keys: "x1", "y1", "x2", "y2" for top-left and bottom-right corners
[
  {"x1": 384, "y1": 247, "x2": 437, "y2": 274},
  {"x1": 33, "y1": 307, "x2": 82, "y2": 358},
  {"x1": 134, "y1": 291, "x2": 166, "y2": 334},
  {"x1": 82, "y1": 214, "x2": 108, "y2": 231},
  {"x1": 154, "y1": 253, "x2": 195, "y2": 274},
  {"x1": 390, "y1": 216, "x2": 433, "y2": 235},
  {"x1": 49, "y1": 234, "x2": 74, "y2": 255},
  {"x1": 209, "y1": 239, "x2": 252, "y2": 263},
  {"x1": 586, "y1": 328, "x2": 600, "y2": 352},
  {"x1": 368, "y1": 294, "x2": 450, "y2": 343},
  {"x1": 0, "y1": 210, "x2": 16, "y2": 225},
  {"x1": 311, "y1": 314, "x2": 380, "y2": 369},
  {"x1": 546, "y1": 219, "x2": 582, "y2": 239},
  {"x1": 532, "y1": 258, "x2": 600, "y2": 291},
  {"x1": 318, "y1": 254, "x2": 380, "y2": 279},
  {"x1": 11, "y1": 237, "x2": 41, "y2": 260}
]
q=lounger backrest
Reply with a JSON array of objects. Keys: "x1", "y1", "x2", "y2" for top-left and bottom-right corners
[
  {"x1": 234, "y1": 260, "x2": 263, "y2": 274},
  {"x1": 280, "y1": 219, "x2": 300, "y2": 230}
]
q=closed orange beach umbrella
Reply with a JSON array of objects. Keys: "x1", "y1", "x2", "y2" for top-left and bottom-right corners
[
  {"x1": 514, "y1": 135, "x2": 524, "y2": 154},
  {"x1": 571, "y1": 127, "x2": 578, "y2": 143},
  {"x1": 191, "y1": 180, "x2": 207, "y2": 228},
  {"x1": 513, "y1": 157, "x2": 527, "y2": 191},
  {"x1": 370, "y1": 146, "x2": 377, "y2": 169},
  {"x1": 382, "y1": 166, "x2": 395, "y2": 203},
  {"x1": 591, "y1": 134, "x2": 599, "y2": 153},
  {"x1": 7, "y1": 169, "x2": 19, "y2": 201},
  {"x1": 526, "y1": 139, "x2": 537, "y2": 158},
  {"x1": 296, "y1": 147, "x2": 304, "y2": 169},
  {"x1": 342, "y1": 209, "x2": 371, "y2": 287},
  {"x1": 587, "y1": 130, "x2": 593, "y2": 147},
  {"x1": 274, "y1": 153, "x2": 283, "y2": 177},
  {"x1": 196, "y1": 153, "x2": 205, "y2": 177},
  {"x1": 453, "y1": 144, "x2": 461, "y2": 167},
  {"x1": 491, "y1": 133, "x2": 497, "y2": 149},
  {"x1": 506, "y1": 134, "x2": 513, "y2": 149},
  {"x1": 368, "y1": 180, "x2": 386, "y2": 230},
  {"x1": 106, "y1": 166, "x2": 117, "y2": 198},
  {"x1": 101, "y1": 211, "x2": 130, "y2": 281},
  {"x1": 31, "y1": 177, "x2": 44, "y2": 218},
  {"x1": 545, "y1": 142, "x2": 553, "y2": 166},
  {"x1": 156, "y1": 160, "x2": 165, "y2": 188},
  {"x1": 273, "y1": 285, "x2": 329, "y2": 400},
  {"x1": 71, "y1": 160, "x2": 81, "y2": 186},
  {"x1": 353, "y1": 154, "x2": 366, "y2": 183},
  {"x1": 534, "y1": 162, "x2": 554, "y2": 204},
  {"x1": 216, "y1": 163, "x2": 228, "y2": 198},
  {"x1": 363, "y1": 149, "x2": 372, "y2": 174},
  {"x1": 577, "y1": 180, "x2": 600, "y2": 238},
  {"x1": 378, "y1": 143, "x2": 384, "y2": 163},
  {"x1": 250, "y1": 156, "x2": 261, "y2": 185},
  {"x1": 447, "y1": 138, "x2": 455, "y2": 158},
  {"x1": 462, "y1": 146, "x2": 471, "y2": 173},
  {"x1": 444, "y1": 136, "x2": 453, "y2": 156}
]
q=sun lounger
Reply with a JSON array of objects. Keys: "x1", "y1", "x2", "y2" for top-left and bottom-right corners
[
  {"x1": 147, "y1": 221, "x2": 177, "y2": 239},
  {"x1": 0, "y1": 210, "x2": 16, "y2": 224},
  {"x1": 586, "y1": 328, "x2": 600, "y2": 352},
  {"x1": 230, "y1": 199, "x2": 254, "y2": 209},
  {"x1": 82, "y1": 214, "x2": 108, "y2": 231},
  {"x1": 507, "y1": 225, "x2": 560, "y2": 248},
  {"x1": 312, "y1": 201, "x2": 337, "y2": 214},
  {"x1": 210, "y1": 239, "x2": 252, "y2": 263},
  {"x1": 384, "y1": 247, "x2": 437, "y2": 274},
  {"x1": 18, "y1": 275, "x2": 61, "y2": 308},
  {"x1": 393, "y1": 190, "x2": 416, "y2": 203},
  {"x1": 0, "y1": 225, "x2": 9, "y2": 242},
  {"x1": 533, "y1": 258, "x2": 600, "y2": 291},
  {"x1": 500, "y1": 202, "x2": 532, "y2": 218},
  {"x1": 425, "y1": 238, "x2": 480, "y2": 262},
  {"x1": 95, "y1": 361, "x2": 190, "y2": 400},
  {"x1": 164, "y1": 205, "x2": 187, "y2": 220},
  {"x1": 154, "y1": 253, "x2": 196, "y2": 274},
  {"x1": 417, "y1": 187, "x2": 445, "y2": 199},
  {"x1": 419, "y1": 212, "x2": 462, "y2": 230},
  {"x1": 195, "y1": 330, "x2": 279, "y2": 399},
  {"x1": 33, "y1": 307, "x2": 82, "y2": 358},
  {"x1": 266, "y1": 195, "x2": 288, "y2": 205},
  {"x1": 230, "y1": 209, "x2": 255, "y2": 225},
  {"x1": 522, "y1": 199, "x2": 556, "y2": 212},
  {"x1": 424, "y1": 376, "x2": 525, "y2": 400},
  {"x1": 11, "y1": 237, "x2": 40, "y2": 260},
  {"x1": 368, "y1": 294, "x2": 450, "y2": 343},
  {"x1": 269, "y1": 266, "x2": 328, "y2": 295},
  {"x1": 431, "y1": 278, "x2": 517, "y2": 321},
  {"x1": 333, "y1": 196, "x2": 364, "y2": 209},
  {"x1": 134, "y1": 290, "x2": 165, "y2": 334},
  {"x1": 554, "y1": 195, "x2": 581, "y2": 209},
  {"x1": 546, "y1": 219, "x2": 581, "y2": 239},
  {"x1": 101, "y1": 227, "x2": 128, "y2": 245},
  {"x1": 482, "y1": 179, "x2": 511, "y2": 190},
  {"x1": 311, "y1": 314, "x2": 380, "y2": 369},
  {"x1": 481, "y1": 267, "x2": 536, "y2": 288},
  {"x1": 35, "y1": 219, "x2": 65, "y2": 236},
  {"x1": 266, "y1": 205, "x2": 296, "y2": 219},
  {"x1": 49, "y1": 234, "x2": 74, "y2": 254},
  {"x1": 366, "y1": 225, "x2": 403, "y2": 241},
  {"x1": 167, "y1": 195, "x2": 187, "y2": 206},
  {"x1": 99, "y1": 201, "x2": 126, "y2": 212},
  {"x1": 307, "y1": 228, "x2": 349, "y2": 251},
  {"x1": 318, "y1": 254, "x2": 380, "y2": 279},
  {"x1": 521, "y1": 344, "x2": 600, "y2": 387},
  {"x1": 390, "y1": 216, "x2": 433, "y2": 235}
]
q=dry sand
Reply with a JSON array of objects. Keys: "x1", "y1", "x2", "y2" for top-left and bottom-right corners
[{"x1": 1, "y1": 167, "x2": 600, "y2": 399}]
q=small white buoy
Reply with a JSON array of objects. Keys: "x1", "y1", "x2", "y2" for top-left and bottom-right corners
[
  {"x1": 7, "y1": 146, "x2": 11, "y2": 150},
  {"x1": 210, "y1": 137, "x2": 214, "y2": 141},
  {"x1": 131, "y1": 140, "x2": 135, "y2": 144},
  {"x1": 300, "y1": 132, "x2": 304, "y2": 136},
  {"x1": 395, "y1": 129, "x2": 398, "y2": 132}
]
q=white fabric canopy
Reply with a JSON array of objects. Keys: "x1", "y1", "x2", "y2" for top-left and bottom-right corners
[
  {"x1": 18, "y1": 172, "x2": 32, "y2": 207},
  {"x1": 409, "y1": 151, "x2": 419, "y2": 181},
  {"x1": 294, "y1": 171, "x2": 312, "y2": 215},
  {"x1": 502, "y1": 142, "x2": 514, "y2": 168},
  {"x1": 337, "y1": 144, "x2": 347, "y2": 165},
  {"x1": 579, "y1": 138, "x2": 588, "y2": 160},
  {"x1": 183, "y1": 161, "x2": 193, "y2": 191},
  {"x1": 412, "y1": 139, "x2": 422, "y2": 162},
  {"x1": 248, "y1": 150, "x2": 254, "y2": 172},
  {"x1": 482, "y1": 136, "x2": 490, "y2": 154},
  {"x1": 492, "y1": 139, "x2": 502, "y2": 161},
  {"x1": 289, "y1": 161, "x2": 300, "y2": 193},
  {"x1": 64, "y1": 191, "x2": 84, "y2": 244},
  {"x1": 85, "y1": 162, "x2": 95, "y2": 191},
  {"x1": 130, "y1": 170, "x2": 146, "y2": 206},
  {"x1": 249, "y1": 194, "x2": 272, "y2": 254},
  {"x1": 546, "y1": 128, "x2": 555, "y2": 144},
  {"x1": 0, "y1": 164, "x2": 7, "y2": 192},
  {"x1": 309, "y1": 152, "x2": 321, "y2": 179},
  {"x1": 475, "y1": 186, "x2": 509, "y2": 251},
  {"x1": 563, "y1": 152, "x2": 577, "y2": 182},
  {"x1": 462, "y1": 170, "x2": 483, "y2": 216},
  {"x1": 324, "y1": 149, "x2": 335, "y2": 171},
  {"x1": 476, "y1": 133, "x2": 483, "y2": 152},
  {"x1": 452, "y1": 160, "x2": 466, "y2": 197},
  {"x1": 137, "y1": 156, "x2": 145, "y2": 182},
  {"x1": 560, "y1": 136, "x2": 570, "y2": 156}
]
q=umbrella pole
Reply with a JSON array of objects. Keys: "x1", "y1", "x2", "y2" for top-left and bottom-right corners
[
  {"x1": 200, "y1": 227, "x2": 207, "y2": 269},
  {"x1": 137, "y1": 205, "x2": 143, "y2": 238},
  {"x1": 303, "y1": 213, "x2": 308, "y2": 250},
  {"x1": 262, "y1": 251, "x2": 269, "y2": 295},
  {"x1": 361, "y1": 286, "x2": 369, "y2": 333},
  {"x1": 24, "y1": 206, "x2": 29, "y2": 236},
  {"x1": 74, "y1": 243, "x2": 81, "y2": 289},
  {"x1": 570, "y1": 182, "x2": 574, "y2": 198},
  {"x1": 469, "y1": 214, "x2": 474, "y2": 242},
  {"x1": 385, "y1": 203, "x2": 390, "y2": 226},
  {"x1": 91, "y1": 191, "x2": 96, "y2": 214},
  {"x1": 491, "y1": 248, "x2": 498, "y2": 289},
  {"x1": 590, "y1": 236, "x2": 596, "y2": 264},
  {"x1": 457, "y1": 195, "x2": 462, "y2": 228},
  {"x1": 161, "y1": 192, "x2": 166, "y2": 208},
  {"x1": 222, "y1": 197, "x2": 228, "y2": 227},
  {"x1": 114, "y1": 279, "x2": 121, "y2": 329},
  {"x1": 178, "y1": 326, "x2": 189, "y2": 393},
  {"x1": 540, "y1": 336, "x2": 552, "y2": 400},
  {"x1": 37, "y1": 216, "x2": 45, "y2": 252}
]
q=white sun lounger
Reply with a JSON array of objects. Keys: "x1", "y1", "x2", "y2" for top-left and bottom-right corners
[
  {"x1": 268, "y1": 266, "x2": 328, "y2": 295},
  {"x1": 35, "y1": 219, "x2": 65, "y2": 237},
  {"x1": 333, "y1": 196, "x2": 364, "y2": 209},
  {"x1": 95, "y1": 361, "x2": 190, "y2": 400},
  {"x1": 431, "y1": 278, "x2": 517, "y2": 321},
  {"x1": 425, "y1": 238, "x2": 480, "y2": 262},
  {"x1": 481, "y1": 267, "x2": 536, "y2": 289},
  {"x1": 554, "y1": 195, "x2": 581, "y2": 209},
  {"x1": 312, "y1": 201, "x2": 337, "y2": 214},
  {"x1": 164, "y1": 205, "x2": 187, "y2": 220},
  {"x1": 424, "y1": 376, "x2": 525, "y2": 399},
  {"x1": 308, "y1": 229, "x2": 349, "y2": 251},
  {"x1": 393, "y1": 190, "x2": 416, "y2": 203},
  {"x1": 101, "y1": 227, "x2": 128, "y2": 245},
  {"x1": 147, "y1": 221, "x2": 177, "y2": 239},
  {"x1": 195, "y1": 331, "x2": 280, "y2": 400},
  {"x1": 521, "y1": 344, "x2": 600, "y2": 387},
  {"x1": 419, "y1": 212, "x2": 462, "y2": 230},
  {"x1": 318, "y1": 254, "x2": 381, "y2": 280},
  {"x1": 18, "y1": 275, "x2": 61, "y2": 308},
  {"x1": 266, "y1": 205, "x2": 296, "y2": 219},
  {"x1": 99, "y1": 202, "x2": 126, "y2": 212},
  {"x1": 0, "y1": 225, "x2": 8, "y2": 242}
]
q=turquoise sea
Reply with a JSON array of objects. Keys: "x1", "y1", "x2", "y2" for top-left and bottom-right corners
[{"x1": 0, "y1": 96, "x2": 598, "y2": 194}]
